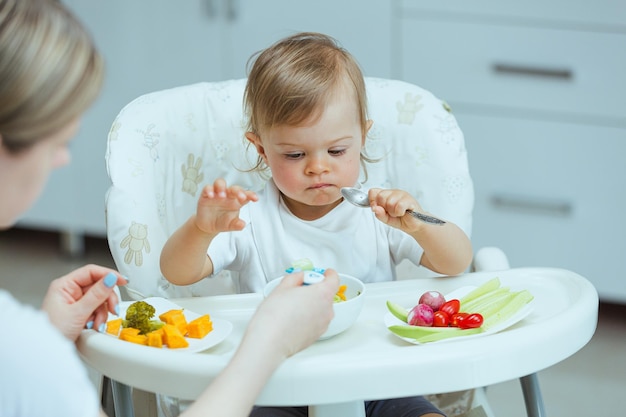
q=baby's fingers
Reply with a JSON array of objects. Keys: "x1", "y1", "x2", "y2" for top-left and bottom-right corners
[
  {"x1": 212, "y1": 178, "x2": 228, "y2": 196},
  {"x1": 243, "y1": 189, "x2": 259, "y2": 203},
  {"x1": 372, "y1": 205, "x2": 391, "y2": 223},
  {"x1": 226, "y1": 186, "x2": 258, "y2": 204}
]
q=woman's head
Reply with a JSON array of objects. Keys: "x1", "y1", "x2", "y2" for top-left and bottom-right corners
[
  {"x1": 0, "y1": 0, "x2": 104, "y2": 228},
  {"x1": 0, "y1": 0, "x2": 104, "y2": 153},
  {"x1": 244, "y1": 32, "x2": 371, "y2": 173}
]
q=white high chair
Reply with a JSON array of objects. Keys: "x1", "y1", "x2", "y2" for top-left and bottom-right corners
[{"x1": 104, "y1": 78, "x2": 512, "y2": 417}]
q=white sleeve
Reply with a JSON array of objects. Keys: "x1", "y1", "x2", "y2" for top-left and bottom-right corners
[
  {"x1": 387, "y1": 225, "x2": 425, "y2": 267},
  {"x1": 0, "y1": 291, "x2": 100, "y2": 417}
]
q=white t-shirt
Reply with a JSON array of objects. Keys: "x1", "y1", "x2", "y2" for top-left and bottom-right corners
[
  {"x1": 0, "y1": 290, "x2": 99, "y2": 417},
  {"x1": 208, "y1": 179, "x2": 424, "y2": 293}
]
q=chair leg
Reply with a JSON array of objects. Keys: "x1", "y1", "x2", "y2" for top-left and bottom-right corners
[
  {"x1": 520, "y1": 373, "x2": 546, "y2": 417},
  {"x1": 111, "y1": 379, "x2": 136, "y2": 417},
  {"x1": 101, "y1": 376, "x2": 116, "y2": 417}
]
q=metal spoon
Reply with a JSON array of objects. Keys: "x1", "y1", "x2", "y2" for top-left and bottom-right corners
[{"x1": 340, "y1": 187, "x2": 446, "y2": 226}]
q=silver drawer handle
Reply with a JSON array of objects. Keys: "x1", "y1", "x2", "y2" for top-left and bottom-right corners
[
  {"x1": 490, "y1": 194, "x2": 572, "y2": 216},
  {"x1": 203, "y1": 0, "x2": 217, "y2": 18},
  {"x1": 492, "y1": 63, "x2": 573, "y2": 80},
  {"x1": 226, "y1": 0, "x2": 238, "y2": 20},
  {"x1": 202, "y1": 0, "x2": 238, "y2": 20}
]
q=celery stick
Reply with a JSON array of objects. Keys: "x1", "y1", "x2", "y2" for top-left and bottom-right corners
[
  {"x1": 458, "y1": 277, "x2": 501, "y2": 306},
  {"x1": 460, "y1": 287, "x2": 510, "y2": 312},
  {"x1": 388, "y1": 325, "x2": 458, "y2": 340},
  {"x1": 388, "y1": 324, "x2": 481, "y2": 342},
  {"x1": 386, "y1": 301, "x2": 409, "y2": 323},
  {"x1": 416, "y1": 327, "x2": 483, "y2": 343},
  {"x1": 482, "y1": 290, "x2": 534, "y2": 330},
  {"x1": 474, "y1": 293, "x2": 515, "y2": 318}
]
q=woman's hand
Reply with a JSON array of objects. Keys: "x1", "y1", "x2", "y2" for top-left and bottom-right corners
[
  {"x1": 41, "y1": 264, "x2": 128, "y2": 341},
  {"x1": 244, "y1": 269, "x2": 340, "y2": 359}
]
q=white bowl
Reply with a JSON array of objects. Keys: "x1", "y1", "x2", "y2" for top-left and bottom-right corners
[{"x1": 263, "y1": 273, "x2": 365, "y2": 340}]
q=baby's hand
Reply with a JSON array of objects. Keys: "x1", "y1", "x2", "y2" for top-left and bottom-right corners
[
  {"x1": 195, "y1": 178, "x2": 258, "y2": 234},
  {"x1": 368, "y1": 188, "x2": 425, "y2": 232}
]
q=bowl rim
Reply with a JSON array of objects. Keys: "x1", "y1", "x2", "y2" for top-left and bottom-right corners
[{"x1": 263, "y1": 272, "x2": 365, "y2": 299}]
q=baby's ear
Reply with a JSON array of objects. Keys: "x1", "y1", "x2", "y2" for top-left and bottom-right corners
[
  {"x1": 363, "y1": 119, "x2": 374, "y2": 144},
  {"x1": 244, "y1": 131, "x2": 258, "y2": 145},
  {"x1": 245, "y1": 132, "x2": 266, "y2": 157}
]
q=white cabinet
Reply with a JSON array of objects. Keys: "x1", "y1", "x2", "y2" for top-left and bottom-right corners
[
  {"x1": 20, "y1": 0, "x2": 227, "y2": 247},
  {"x1": 225, "y1": 0, "x2": 393, "y2": 79},
  {"x1": 395, "y1": 0, "x2": 626, "y2": 302},
  {"x1": 18, "y1": 0, "x2": 391, "y2": 253}
]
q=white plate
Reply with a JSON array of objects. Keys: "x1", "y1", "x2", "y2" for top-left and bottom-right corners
[
  {"x1": 107, "y1": 297, "x2": 232, "y2": 353},
  {"x1": 384, "y1": 286, "x2": 534, "y2": 345}
]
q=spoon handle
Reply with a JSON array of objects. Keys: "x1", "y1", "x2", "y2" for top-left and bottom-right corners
[{"x1": 407, "y1": 210, "x2": 446, "y2": 226}]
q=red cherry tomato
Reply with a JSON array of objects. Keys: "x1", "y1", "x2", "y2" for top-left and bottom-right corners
[
  {"x1": 432, "y1": 311, "x2": 450, "y2": 327},
  {"x1": 440, "y1": 299, "x2": 460, "y2": 317},
  {"x1": 459, "y1": 313, "x2": 484, "y2": 329},
  {"x1": 450, "y1": 312, "x2": 468, "y2": 327}
]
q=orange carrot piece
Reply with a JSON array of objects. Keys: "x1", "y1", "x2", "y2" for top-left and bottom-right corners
[
  {"x1": 105, "y1": 318, "x2": 123, "y2": 336},
  {"x1": 336, "y1": 285, "x2": 347, "y2": 301},
  {"x1": 159, "y1": 309, "x2": 188, "y2": 336},
  {"x1": 119, "y1": 328, "x2": 148, "y2": 345},
  {"x1": 147, "y1": 330, "x2": 164, "y2": 348},
  {"x1": 119, "y1": 327, "x2": 141, "y2": 337},
  {"x1": 162, "y1": 324, "x2": 189, "y2": 349},
  {"x1": 187, "y1": 314, "x2": 213, "y2": 339}
]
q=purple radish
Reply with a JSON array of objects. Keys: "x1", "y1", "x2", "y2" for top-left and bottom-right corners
[{"x1": 407, "y1": 304, "x2": 434, "y2": 327}]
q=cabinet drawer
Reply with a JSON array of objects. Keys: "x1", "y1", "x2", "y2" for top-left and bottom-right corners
[
  {"x1": 398, "y1": 0, "x2": 626, "y2": 28},
  {"x1": 400, "y1": 20, "x2": 626, "y2": 122},
  {"x1": 458, "y1": 113, "x2": 626, "y2": 302}
]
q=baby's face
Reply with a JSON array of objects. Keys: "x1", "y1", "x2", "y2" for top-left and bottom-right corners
[{"x1": 253, "y1": 90, "x2": 368, "y2": 220}]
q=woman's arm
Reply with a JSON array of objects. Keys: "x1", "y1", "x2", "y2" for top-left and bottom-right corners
[{"x1": 181, "y1": 270, "x2": 339, "y2": 417}]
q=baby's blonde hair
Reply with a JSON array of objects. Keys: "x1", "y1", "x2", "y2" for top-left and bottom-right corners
[
  {"x1": 0, "y1": 0, "x2": 104, "y2": 153},
  {"x1": 244, "y1": 32, "x2": 372, "y2": 174}
]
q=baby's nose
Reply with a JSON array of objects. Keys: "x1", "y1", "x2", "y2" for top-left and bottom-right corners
[{"x1": 305, "y1": 155, "x2": 330, "y2": 174}]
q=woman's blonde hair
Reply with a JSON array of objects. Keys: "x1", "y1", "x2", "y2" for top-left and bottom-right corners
[
  {"x1": 0, "y1": 0, "x2": 104, "y2": 153},
  {"x1": 244, "y1": 32, "x2": 374, "y2": 174}
]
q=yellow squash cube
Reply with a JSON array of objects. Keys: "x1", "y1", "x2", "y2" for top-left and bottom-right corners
[
  {"x1": 147, "y1": 329, "x2": 164, "y2": 348},
  {"x1": 162, "y1": 324, "x2": 189, "y2": 349},
  {"x1": 187, "y1": 314, "x2": 213, "y2": 339},
  {"x1": 119, "y1": 328, "x2": 148, "y2": 345},
  {"x1": 105, "y1": 318, "x2": 123, "y2": 336},
  {"x1": 159, "y1": 309, "x2": 188, "y2": 336}
]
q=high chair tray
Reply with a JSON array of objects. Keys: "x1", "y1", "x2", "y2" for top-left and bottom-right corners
[{"x1": 78, "y1": 267, "x2": 597, "y2": 417}]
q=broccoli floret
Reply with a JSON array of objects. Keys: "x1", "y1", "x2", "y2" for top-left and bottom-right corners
[{"x1": 124, "y1": 301, "x2": 156, "y2": 334}]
